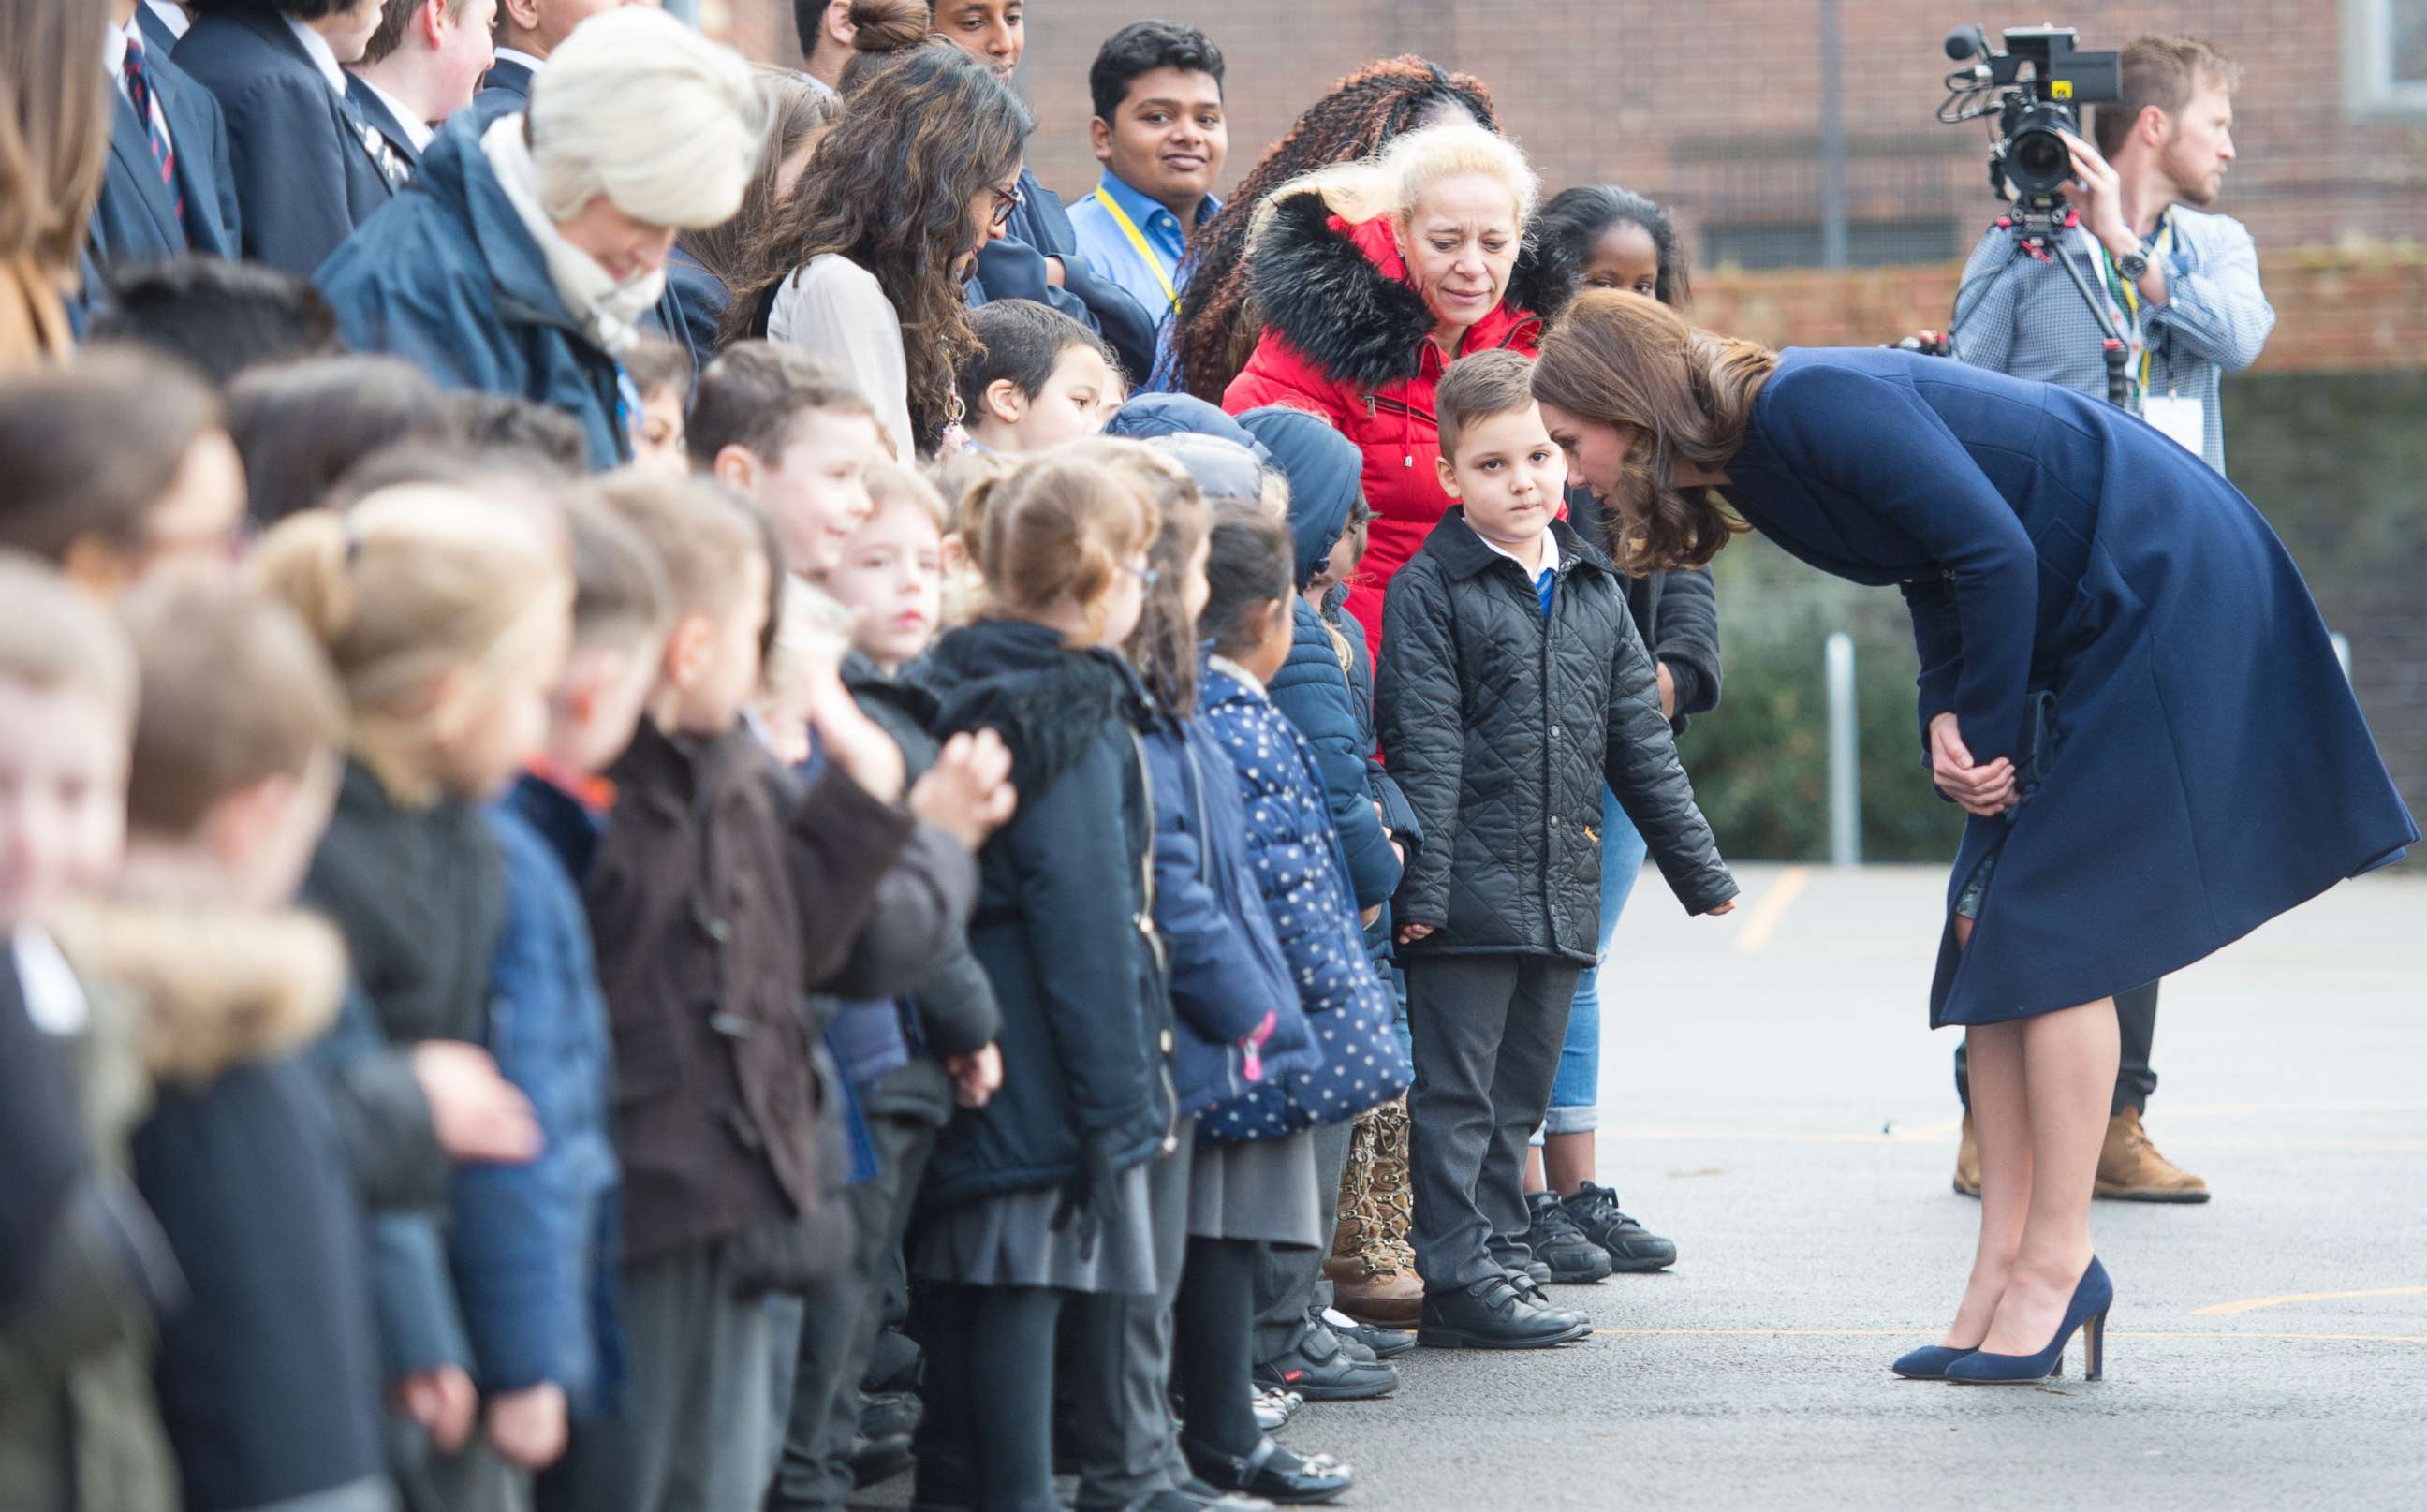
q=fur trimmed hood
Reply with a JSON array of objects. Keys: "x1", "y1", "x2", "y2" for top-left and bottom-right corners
[
  {"x1": 51, "y1": 902, "x2": 348, "y2": 1086},
  {"x1": 1246, "y1": 188, "x2": 1575, "y2": 389}
]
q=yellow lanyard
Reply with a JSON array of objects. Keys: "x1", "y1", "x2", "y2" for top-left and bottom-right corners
[
  {"x1": 2098, "y1": 215, "x2": 2171, "y2": 396},
  {"x1": 1092, "y1": 189, "x2": 1180, "y2": 312}
]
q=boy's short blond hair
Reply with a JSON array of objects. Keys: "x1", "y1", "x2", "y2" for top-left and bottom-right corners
[
  {"x1": 0, "y1": 552, "x2": 137, "y2": 720},
  {"x1": 865, "y1": 460, "x2": 949, "y2": 534},
  {"x1": 120, "y1": 571, "x2": 346, "y2": 836},
  {"x1": 594, "y1": 470, "x2": 767, "y2": 618}
]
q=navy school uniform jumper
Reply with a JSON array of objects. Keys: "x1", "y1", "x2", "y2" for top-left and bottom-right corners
[
  {"x1": 170, "y1": 10, "x2": 395, "y2": 277},
  {"x1": 1719, "y1": 348, "x2": 2416, "y2": 1027}
]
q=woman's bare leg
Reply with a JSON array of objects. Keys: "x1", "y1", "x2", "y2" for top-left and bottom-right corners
[
  {"x1": 1947, "y1": 1015, "x2": 2029, "y2": 1348},
  {"x1": 1978, "y1": 996, "x2": 2119, "y2": 1354}
]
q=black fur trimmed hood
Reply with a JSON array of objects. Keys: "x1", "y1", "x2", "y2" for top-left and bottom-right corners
[
  {"x1": 1246, "y1": 188, "x2": 1578, "y2": 389},
  {"x1": 909, "y1": 619, "x2": 1155, "y2": 800}
]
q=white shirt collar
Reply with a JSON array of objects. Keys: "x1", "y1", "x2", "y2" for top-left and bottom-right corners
[
  {"x1": 493, "y1": 46, "x2": 548, "y2": 75},
  {"x1": 285, "y1": 15, "x2": 348, "y2": 95},
  {"x1": 103, "y1": 18, "x2": 132, "y2": 85},
  {"x1": 144, "y1": 0, "x2": 191, "y2": 41},
  {"x1": 353, "y1": 73, "x2": 434, "y2": 151},
  {"x1": 1478, "y1": 523, "x2": 1559, "y2": 579},
  {"x1": 802, "y1": 68, "x2": 839, "y2": 99}
]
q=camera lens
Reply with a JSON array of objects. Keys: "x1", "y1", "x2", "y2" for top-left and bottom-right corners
[{"x1": 2013, "y1": 128, "x2": 2067, "y2": 188}]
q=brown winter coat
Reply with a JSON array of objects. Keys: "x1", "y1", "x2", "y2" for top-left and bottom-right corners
[{"x1": 589, "y1": 719, "x2": 914, "y2": 1263}]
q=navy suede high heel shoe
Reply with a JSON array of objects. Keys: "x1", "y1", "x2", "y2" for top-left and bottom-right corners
[
  {"x1": 1946, "y1": 1258, "x2": 2111, "y2": 1385},
  {"x1": 1891, "y1": 1343, "x2": 2061, "y2": 1380},
  {"x1": 1890, "y1": 1345, "x2": 1972, "y2": 1380}
]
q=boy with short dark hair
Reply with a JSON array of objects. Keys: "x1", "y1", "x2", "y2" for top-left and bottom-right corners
[
  {"x1": 1376, "y1": 348, "x2": 1738, "y2": 1351},
  {"x1": 955, "y1": 300, "x2": 1121, "y2": 454},
  {"x1": 0, "y1": 349, "x2": 248, "y2": 595},
  {"x1": 89, "y1": 257, "x2": 344, "y2": 387},
  {"x1": 688, "y1": 341, "x2": 885, "y2": 581},
  {"x1": 622, "y1": 335, "x2": 694, "y2": 475},
  {"x1": 1068, "y1": 20, "x2": 1228, "y2": 391}
]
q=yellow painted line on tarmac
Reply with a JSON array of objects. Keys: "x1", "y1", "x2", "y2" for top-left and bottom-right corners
[
  {"x1": 1598, "y1": 1129, "x2": 2427, "y2": 1151},
  {"x1": 1729, "y1": 866, "x2": 1811, "y2": 954},
  {"x1": 1591, "y1": 1328, "x2": 2427, "y2": 1343},
  {"x1": 2193, "y1": 1285, "x2": 2427, "y2": 1317}
]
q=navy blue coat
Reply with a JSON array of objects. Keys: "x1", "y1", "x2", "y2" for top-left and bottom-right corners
[
  {"x1": 1725, "y1": 348, "x2": 2419, "y2": 1025},
  {"x1": 659, "y1": 246, "x2": 727, "y2": 380},
  {"x1": 90, "y1": 48, "x2": 241, "y2": 265},
  {"x1": 911, "y1": 620, "x2": 1176, "y2": 1207},
  {"x1": 316, "y1": 117, "x2": 632, "y2": 471},
  {"x1": 972, "y1": 168, "x2": 1158, "y2": 389},
  {"x1": 446, "y1": 784, "x2": 621, "y2": 1411},
  {"x1": 1140, "y1": 711, "x2": 1320, "y2": 1126},
  {"x1": 1198, "y1": 662, "x2": 1411, "y2": 1142},
  {"x1": 172, "y1": 12, "x2": 396, "y2": 277},
  {"x1": 1240, "y1": 405, "x2": 1408, "y2": 912}
]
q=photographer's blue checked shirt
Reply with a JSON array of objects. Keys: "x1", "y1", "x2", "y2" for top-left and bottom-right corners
[
  {"x1": 1947, "y1": 203, "x2": 2275, "y2": 474},
  {"x1": 1069, "y1": 170, "x2": 1221, "y2": 393}
]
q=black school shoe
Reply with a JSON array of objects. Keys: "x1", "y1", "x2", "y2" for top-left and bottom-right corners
[
  {"x1": 1562, "y1": 1182, "x2": 1679, "y2": 1272},
  {"x1": 1184, "y1": 1435, "x2": 1356, "y2": 1505},
  {"x1": 1322, "y1": 1309, "x2": 1417, "y2": 1360},
  {"x1": 1252, "y1": 1325, "x2": 1398, "y2": 1401},
  {"x1": 1419, "y1": 1273, "x2": 1593, "y2": 1350},
  {"x1": 1142, "y1": 1483, "x2": 1280, "y2": 1512},
  {"x1": 849, "y1": 1431, "x2": 916, "y2": 1489},
  {"x1": 1525, "y1": 1192, "x2": 1616, "y2": 1283}
]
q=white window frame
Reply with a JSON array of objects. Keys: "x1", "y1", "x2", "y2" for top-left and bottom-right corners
[{"x1": 2345, "y1": 0, "x2": 2427, "y2": 118}]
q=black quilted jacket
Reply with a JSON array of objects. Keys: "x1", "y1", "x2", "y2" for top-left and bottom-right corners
[{"x1": 1376, "y1": 510, "x2": 1738, "y2": 962}]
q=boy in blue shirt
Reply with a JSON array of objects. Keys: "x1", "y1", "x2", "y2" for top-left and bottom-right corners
[{"x1": 1067, "y1": 21, "x2": 1228, "y2": 392}]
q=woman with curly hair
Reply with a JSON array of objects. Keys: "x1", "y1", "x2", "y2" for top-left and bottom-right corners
[
  {"x1": 722, "y1": 34, "x2": 1030, "y2": 460},
  {"x1": 1172, "y1": 55, "x2": 1496, "y2": 404}
]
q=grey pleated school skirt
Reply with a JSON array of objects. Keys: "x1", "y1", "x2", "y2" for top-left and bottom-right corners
[
  {"x1": 912, "y1": 1161, "x2": 1159, "y2": 1295},
  {"x1": 1185, "y1": 1127, "x2": 1323, "y2": 1247}
]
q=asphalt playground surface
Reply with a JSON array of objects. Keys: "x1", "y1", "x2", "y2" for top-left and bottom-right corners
[
  {"x1": 1267, "y1": 862, "x2": 2427, "y2": 1511},
  {"x1": 862, "y1": 861, "x2": 2427, "y2": 1510}
]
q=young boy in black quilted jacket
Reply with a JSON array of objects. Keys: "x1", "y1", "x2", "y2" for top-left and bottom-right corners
[{"x1": 1375, "y1": 349, "x2": 1738, "y2": 1351}]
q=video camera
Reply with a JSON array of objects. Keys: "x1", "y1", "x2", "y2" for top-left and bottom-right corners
[{"x1": 1939, "y1": 25, "x2": 2121, "y2": 216}]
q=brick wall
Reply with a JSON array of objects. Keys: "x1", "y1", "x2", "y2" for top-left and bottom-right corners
[
  {"x1": 1687, "y1": 244, "x2": 2427, "y2": 372},
  {"x1": 723, "y1": 1, "x2": 2426, "y2": 272}
]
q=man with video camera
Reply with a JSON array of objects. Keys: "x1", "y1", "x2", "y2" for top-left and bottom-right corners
[{"x1": 1946, "y1": 34, "x2": 2275, "y2": 1205}]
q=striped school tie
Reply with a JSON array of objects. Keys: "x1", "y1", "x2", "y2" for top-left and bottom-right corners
[{"x1": 122, "y1": 35, "x2": 183, "y2": 221}]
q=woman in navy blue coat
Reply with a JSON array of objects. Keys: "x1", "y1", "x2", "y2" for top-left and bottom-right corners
[{"x1": 1533, "y1": 289, "x2": 2417, "y2": 1386}]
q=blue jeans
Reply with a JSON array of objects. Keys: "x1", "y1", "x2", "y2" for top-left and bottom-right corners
[{"x1": 1540, "y1": 787, "x2": 1645, "y2": 1138}]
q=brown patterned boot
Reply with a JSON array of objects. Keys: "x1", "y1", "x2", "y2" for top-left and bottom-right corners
[{"x1": 1329, "y1": 1101, "x2": 1422, "y2": 1328}]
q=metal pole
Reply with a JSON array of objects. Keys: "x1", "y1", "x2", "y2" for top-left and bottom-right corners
[
  {"x1": 1825, "y1": 631, "x2": 1861, "y2": 866},
  {"x1": 2331, "y1": 632, "x2": 2352, "y2": 682},
  {"x1": 1818, "y1": 0, "x2": 1848, "y2": 269}
]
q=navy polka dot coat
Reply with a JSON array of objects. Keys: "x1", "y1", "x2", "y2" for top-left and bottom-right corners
[{"x1": 1195, "y1": 659, "x2": 1412, "y2": 1145}]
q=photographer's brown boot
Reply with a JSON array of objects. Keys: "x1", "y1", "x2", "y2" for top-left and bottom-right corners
[
  {"x1": 1951, "y1": 1111, "x2": 1982, "y2": 1197},
  {"x1": 2095, "y1": 1108, "x2": 2210, "y2": 1202}
]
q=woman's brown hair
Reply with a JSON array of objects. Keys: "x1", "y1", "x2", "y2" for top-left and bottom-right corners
[
  {"x1": 720, "y1": 37, "x2": 1029, "y2": 456},
  {"x1": 678, "y1": 66, "x2": 838, "y2": 296},
  {"x1": 1529, "y1": 289, "x2": 1772, "y2": 575},
  {"x1": 0, "y1": 0, "x2": 109, "y2": 276}
]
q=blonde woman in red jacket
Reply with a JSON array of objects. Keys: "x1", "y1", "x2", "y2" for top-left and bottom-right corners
[{"x1": 1220, "y1": 122, "x2": 1570, "y2": 650}]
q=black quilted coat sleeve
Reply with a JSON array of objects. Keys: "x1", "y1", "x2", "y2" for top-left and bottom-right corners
[
  {"x1": 1602, "y1": 605, "x2": 1739, "y2": 916},
  {"x1": 1375, "y1": 559, "x2": 1462, "y2": 931}
]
